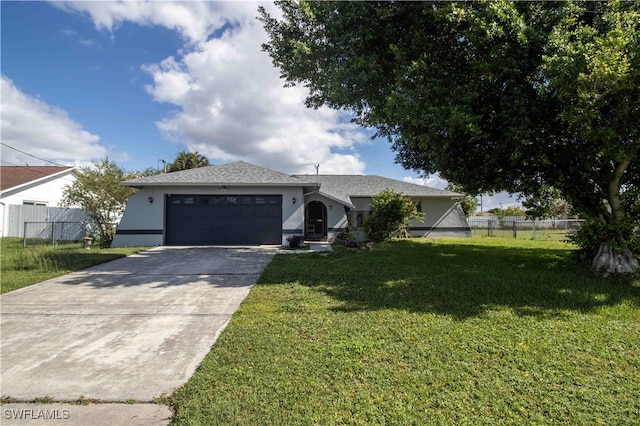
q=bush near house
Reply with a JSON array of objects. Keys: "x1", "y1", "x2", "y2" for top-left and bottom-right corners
[{"x1": 364, "y1": 189, "x2": 422, "y2": 242}]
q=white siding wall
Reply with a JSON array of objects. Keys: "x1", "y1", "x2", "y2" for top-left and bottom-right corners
[{"x1": 0, "y1": 175, "x2": 75, "y2": 207}]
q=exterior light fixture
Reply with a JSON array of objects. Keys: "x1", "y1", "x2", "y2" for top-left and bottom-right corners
[
  {"x1": 292, "y1": 197, "x2": 297, "y2": 204},
  {"x1": 148, "y1": 196, "x2": 154, "y2": 204}
]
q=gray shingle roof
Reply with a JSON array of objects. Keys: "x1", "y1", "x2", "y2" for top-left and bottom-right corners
[
  {"x1": 295, "y1": 174, "x2": 460, "y2": 207},
  {"x1": 122, "y1": 161, "x2": 307, "y2": 187},
  {"x1": 122, "y1": 162, "x2": 461, "y2": 207}
]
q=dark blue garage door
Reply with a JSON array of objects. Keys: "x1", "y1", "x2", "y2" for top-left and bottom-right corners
[{"x1": 165, "y1": 195, "x2": 282, "y2": 245}]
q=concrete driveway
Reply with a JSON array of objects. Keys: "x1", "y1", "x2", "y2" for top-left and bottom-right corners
[{"x1": 1, "y1": 246, "x2": 276, "y2": 405}]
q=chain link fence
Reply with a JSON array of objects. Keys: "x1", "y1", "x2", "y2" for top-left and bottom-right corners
[
  {"x1": 22, "y1": 221, "x2": 90, "y2": 247},
  {"x1": 468, "y1": 216, "x2": 584, "y2": 241}
]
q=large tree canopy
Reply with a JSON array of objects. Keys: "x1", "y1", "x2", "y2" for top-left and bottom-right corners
[{"x1": 260, "y1": 0, "x2": 639, "y2": 274}]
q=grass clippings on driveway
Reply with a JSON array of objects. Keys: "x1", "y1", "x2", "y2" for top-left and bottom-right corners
[
  {"x1": 171, "y1": 238, "x2": 640, "y2": 425},
  {"x1": 1, "y1": 237, "x2": 148, "y2": 293}
]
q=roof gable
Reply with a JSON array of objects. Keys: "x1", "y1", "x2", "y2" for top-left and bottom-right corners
[{"x1": 0, "y1": 166, "x2": 75, "y2": 192}]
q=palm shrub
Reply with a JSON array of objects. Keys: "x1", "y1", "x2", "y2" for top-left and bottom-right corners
[{"x1": 364, "y1": 189, "x2": 422, "y2": 242}]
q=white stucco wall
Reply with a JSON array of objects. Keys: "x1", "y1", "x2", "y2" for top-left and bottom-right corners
[
  {"x1": 348, "y1": 196, "x2": 471, "y2": 239},
  {"x1": 409, "y1": 197, "x2": 471, "y2": 237},
  {"x1": 112, "y1": 185, "x2": 304, "y2": 247},
  {"x1": 303, "y1": 193, "x2": 349, "y2": 241}
]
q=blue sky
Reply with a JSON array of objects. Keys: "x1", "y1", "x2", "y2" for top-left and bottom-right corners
[{"x1": 1, "y1": 1, "x2": 518, "y2": 210}]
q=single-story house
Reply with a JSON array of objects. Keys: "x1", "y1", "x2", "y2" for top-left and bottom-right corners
[
  {"x1": 111, "y1": 161, "x2": 471, "y2": 247},
  {"x1": 1, "y1": 166, "x2": 79, "y2": 238},
  {"x1": 0, "y1": 166, "x2": 77, "y2": 206}
]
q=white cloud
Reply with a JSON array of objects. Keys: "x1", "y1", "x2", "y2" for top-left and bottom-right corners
[
  {"x1": 0, "y1": 76, "x2": 107, "y2": 166},
  {"x1": 403, "y1": 175, "x2": 449, "y2": 190},
  {"x1": 477, "y1": 193, "x2": 521, "y2": 212},
  {"x1": 57, "y1": 1, "x2": 368, "y2": 174}
]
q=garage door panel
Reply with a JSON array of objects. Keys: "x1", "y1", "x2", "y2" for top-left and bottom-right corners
[{"x1": 166, "y1": 194, "x2": 282, "y2": 245}]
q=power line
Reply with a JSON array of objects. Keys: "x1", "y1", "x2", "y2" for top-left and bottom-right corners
[{"x1": 1, "y1": 142, "x2": 69, "y2": 167}]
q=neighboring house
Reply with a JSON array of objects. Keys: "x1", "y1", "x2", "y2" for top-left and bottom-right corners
[
  {"x1": 1, "y1": 166, "x2": 82, "y2": 238},
  {"x1": 111, "y1": 161, "x2": 470, "y2": 247},
  {"x1": 0, "y1": 166, "x2": 77, "y2": 206}
]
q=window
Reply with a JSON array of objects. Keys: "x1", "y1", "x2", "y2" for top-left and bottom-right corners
[
  {"x1": 350, "y1": 210, "x2": 370, "y2": 228},
  {"x1": 23, "y1": 201, "x2": 47, "y2": 206}
]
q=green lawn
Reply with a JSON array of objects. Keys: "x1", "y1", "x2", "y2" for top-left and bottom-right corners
[
  {"x1": 171, "y1": 237, "x2": 639, "y2": 425},
  {"x1": 1, "y1": 238, "x2": 148, "y2": 294}
]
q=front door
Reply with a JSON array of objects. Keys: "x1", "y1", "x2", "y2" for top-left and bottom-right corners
[{"x1": 305, "y1": 201, "x2": 327, "y2": 241}]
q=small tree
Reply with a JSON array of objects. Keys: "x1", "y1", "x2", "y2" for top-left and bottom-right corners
[
  {"x1": 62, "y1": 159, "x2": 149, "y2": 244},
  {"x1": 364, "y1": 189, "x2": 423, "y2": 242}
]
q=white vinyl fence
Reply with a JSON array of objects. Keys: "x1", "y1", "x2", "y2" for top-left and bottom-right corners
[
  {"x1": 468, "y1": 215, "x2": 584, "y2": 241},
  {"x1": 1, "y1": 204, "x2": 92, "y2": 244}
]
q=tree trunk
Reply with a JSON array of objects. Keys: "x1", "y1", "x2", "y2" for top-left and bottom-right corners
[
  {"x1": 592, "y1": 243, "x2": 639, "y2": 276},
  {"x1": 593, "y1": 159, "x2": 639, "y2": 275}
]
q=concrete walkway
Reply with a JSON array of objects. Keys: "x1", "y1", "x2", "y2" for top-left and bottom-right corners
[{"x1": 0, "y1": 246, "x2": 277, "y2": 425}]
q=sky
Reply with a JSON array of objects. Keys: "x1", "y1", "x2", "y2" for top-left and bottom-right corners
[{"x1": 1, "y1": 1, "x2": 519, "y2": 211}]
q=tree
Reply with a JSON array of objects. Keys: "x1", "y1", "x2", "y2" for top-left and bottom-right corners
[
  {"x1": 62, "y1": 159, "x2": 151, "y2": 244},
  {"x1": 260, "y1": 1, "x2": 639, "y2": 275},
  {"x1": 522, "y1": 186, "x2": 573, "y2": 219},
  {"x1": 364, "y1": 189, "x2": 423, "y2": 242},
  {"x1": 169, "y1": 151, "x2": 209, "y2": 172},
  {"x1": 488, "y1": 206, "x2": 527, "y2": 220}
]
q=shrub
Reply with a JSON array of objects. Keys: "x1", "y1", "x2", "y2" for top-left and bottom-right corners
[
  {"x1": 286, "y1": 234, "x2": 305, "y2": 248},
  {"x1": 364, "y1": 189, "x2": 422, "y2": 242},
  {"x1": 567, "y1": 218, "x2": 640, "y2": 264}
]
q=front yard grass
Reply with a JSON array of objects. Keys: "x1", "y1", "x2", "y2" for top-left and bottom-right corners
[
  {"x1": 1, "y1": 237, "x2": 148, "y2": 293},
  {"x1": 171, "y1": 237, "x2": 639, "y2": 425}
]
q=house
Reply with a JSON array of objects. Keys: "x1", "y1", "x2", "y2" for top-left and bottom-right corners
[
  {"x1": 111, "y1": 161, "x2": 471, "y2": 247},
  {"x1": 0, "y1": 166, "x2": 77, "y2": 206},
  {"x1": 1, "y1": 166, "x2": 81, "y2": 238}
]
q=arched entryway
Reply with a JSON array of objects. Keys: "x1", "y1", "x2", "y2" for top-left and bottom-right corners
[{"x1": 305, "y1": 201, "x2": 327, "y2": 241}]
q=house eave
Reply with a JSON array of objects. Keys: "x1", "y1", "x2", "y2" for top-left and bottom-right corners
[
  {"x1": 121, "y1": 182, "x2": 311, "y2": 188},
  {"x1": 0, "y1": 167, "x2": 77, "y2": 197}
]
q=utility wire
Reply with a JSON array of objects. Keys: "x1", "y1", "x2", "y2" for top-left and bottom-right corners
[{"x1": 1, "y1": 142, "x2": 69, "y2": 167}]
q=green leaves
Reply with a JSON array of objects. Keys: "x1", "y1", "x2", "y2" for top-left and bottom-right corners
[
  {"x1": 168, "y1": 151, "x2": 209, "y2": 172},
  {"x1": 262, "y1": 1, "x2": 639, "y2": 271},
  {"x1": 364, "y1": 189, "x2": 422, "y2": 242},
  {"x1": 62, "y1": 158, "x2": 148, "y2": 243}
]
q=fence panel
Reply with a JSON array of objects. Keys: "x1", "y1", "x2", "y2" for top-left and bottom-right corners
[
  {"x1": 468, "y1": 216, "x2": 584, "y2": 241},
  {"x1": 2, "y1": 204, "x2": 90, "y2": 238},
  {"x1": 23, "y1": 221, "x2": 87, "y2": 246}
]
